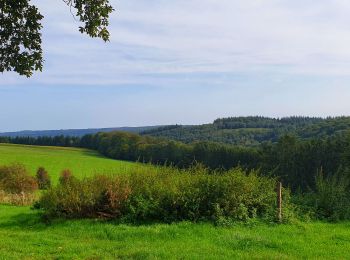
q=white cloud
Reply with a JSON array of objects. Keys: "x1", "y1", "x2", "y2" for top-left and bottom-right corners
[{"x1": 3, "y1": 0, "x2": 350, "y2": 85}]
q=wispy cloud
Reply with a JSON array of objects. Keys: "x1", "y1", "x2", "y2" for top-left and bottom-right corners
[{"x1": 2, "y1": 0, "x2": 350, "y2": 86}]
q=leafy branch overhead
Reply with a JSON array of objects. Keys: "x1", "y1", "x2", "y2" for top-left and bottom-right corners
[
  {"x1": 0, "y1": 0, "x2": 114, "y2": 77},
  {"x1": 63, "y1": 0, "x2": 114, "y2": 41}
]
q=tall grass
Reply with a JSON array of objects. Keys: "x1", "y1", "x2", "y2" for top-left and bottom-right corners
[{"x1": 0, "y1": 190, "x2": 37, "y2": 206}]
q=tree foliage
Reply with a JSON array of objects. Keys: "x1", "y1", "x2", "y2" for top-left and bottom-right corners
[
  {"x1": 0, "y1": 0, "x2": 43, "y2": 77},
  {"x1": 0, "y1": 0, "x2": 114, "y2": 77}
]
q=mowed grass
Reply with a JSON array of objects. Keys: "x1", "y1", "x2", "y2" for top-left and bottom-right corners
[
  {"x1": 0, "y1": 143, "x2": 137, "y2": 183},
  {"x1": 0, "y1": 205, "x2": 349, "y2": 259},
  {"x1": 1, "y1": 143, "x2": 350, "y2": 259}
]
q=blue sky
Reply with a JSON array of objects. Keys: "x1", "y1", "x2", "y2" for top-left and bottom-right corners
[{"x1": 1, "y1": 0, "x2": 350, "y2": 132}]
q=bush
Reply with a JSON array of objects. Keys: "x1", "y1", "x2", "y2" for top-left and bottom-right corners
[
  {"x1": 0, "y1": 163, "x2": 38, "y2": 194},
  {"x1": 36, "y1": 167, "x2": 51, "y2": 190},
  {"x1": 122, "y1": 166, "x2": 276, "y2": 223},
  {"x1": 299, "y1": 168, "x2": 350, "y2": 221},
  {"x1": 37, "y1": 173, "x2": 131, "y2": 219},
  {"x1": 59, "y1": 169, "x2": 75, "y2": 185},
  {"x1": 37, "y1": 166, "x2": 279, "y2": 223}
]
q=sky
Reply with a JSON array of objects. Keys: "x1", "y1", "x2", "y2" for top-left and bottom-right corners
[{"x1": 2, "y1": 0, "x2": 350, "y2": 132}]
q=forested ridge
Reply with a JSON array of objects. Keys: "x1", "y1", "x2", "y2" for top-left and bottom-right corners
[{"x1": 141, "y1": 116, "x2": 350, "y2": 146}]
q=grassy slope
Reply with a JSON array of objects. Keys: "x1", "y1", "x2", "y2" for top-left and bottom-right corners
[
  {"x1": 0, "y1": 143, "x2": 136, "y2": 183},
  {"x1": 0, "y1": 205, "x2": 350, "y2": 259},
  {"x1": 0, "y1": 144, "x2": 350, "y2": 259}
]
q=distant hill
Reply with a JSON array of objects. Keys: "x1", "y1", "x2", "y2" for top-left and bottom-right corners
[
  {"x1": 0, "y1": 126, "x2": 160, "y2": 138},
  {"x1": 140, "y1": 116, "x2": 350, "y2": 146}
]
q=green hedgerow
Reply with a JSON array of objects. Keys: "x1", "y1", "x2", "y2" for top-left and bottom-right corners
[{"x1": 36, "y1": 166, "x2": 283, "y2": 223}]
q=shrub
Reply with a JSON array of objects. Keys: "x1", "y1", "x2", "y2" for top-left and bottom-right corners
[
  {"x1": 95, "y1": 176, "x2": 131, "y2": 218},
  {"x1": 37, "y1": 166, "x2": 279, "y2": 223},
  {"x1": 37, "y1": 174, "x2": 131, "y2": 219},
  {"x1": 121, "y1": 166, "x2": 277, "y2": 223},
  {"x1": 0, "y1": 163, "x2": 38, "y2": 194},
  {"x1": 59, "y1": 169, "x2": 75, "y2": 185},
  {"x1": 36, "y1": 167, "x2": 51, "y2": 189},
  {"x1": 298, "y1": 168, "x2": 350, "y2": 221}
]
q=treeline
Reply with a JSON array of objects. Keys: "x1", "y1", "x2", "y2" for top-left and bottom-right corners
[
  {"x1": 141, "y1": 116, "x2": 350, "y2": 146},
  {"x1": 0, "y1": 136, "x2": 81, "y2": 147},
  {"x1": 2, "y1": 131, "x2": 350, "y2": 192},
  {"x1": 260, "y1": 135, "x2": 350, "y2": 191},
  {"x1": 213, "y1": 116, "x2": 324, "y2": 129},
  {"x1": 79, "y1": 132, "x2": 260, "y2": 170},
  {"x1": 81, "y1": 132, "x2": 350, "y2": 191}
]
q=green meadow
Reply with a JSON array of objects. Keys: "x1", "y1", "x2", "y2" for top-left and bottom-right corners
[
  {"x1": 0, "y1": 143, "x2": 350, "y2": 259},
  {"x1": 0, "y1": 144, "x2": 136, "y2": 183},
  {"x1": 1, "y1": 205, "x2": 350, "y2": 259}
]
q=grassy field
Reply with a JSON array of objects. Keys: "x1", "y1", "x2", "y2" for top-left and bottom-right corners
[
  {"x1": 0, "y1": 143, "x2": 136, "y2": 183},
  {"x1": 0, "y1": 205, "x2": 350, "y2": 259},
  {"x1": 1, "y1": 143, "x2": 350, "y2": 259}
]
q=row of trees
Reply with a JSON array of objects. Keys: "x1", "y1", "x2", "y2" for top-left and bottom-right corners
[{"x1": 0, "y1": 136, "x2": 81, "y2": 147}]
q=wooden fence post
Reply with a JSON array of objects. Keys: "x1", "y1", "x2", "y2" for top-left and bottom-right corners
[
  {"x1": 21, "y1": 191, "x2": 25, "y2": 206},
  {"x1": 276, "y1": 181, "x2": 282, "y2": 223}
]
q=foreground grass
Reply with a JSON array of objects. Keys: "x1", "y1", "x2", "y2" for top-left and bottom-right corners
[
  {"x1": 0, "y1": 205, "x2": 349, "y2": 259},
  {"x1": 0, "y1": 143, "x2": 137, "y2": 183}
]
